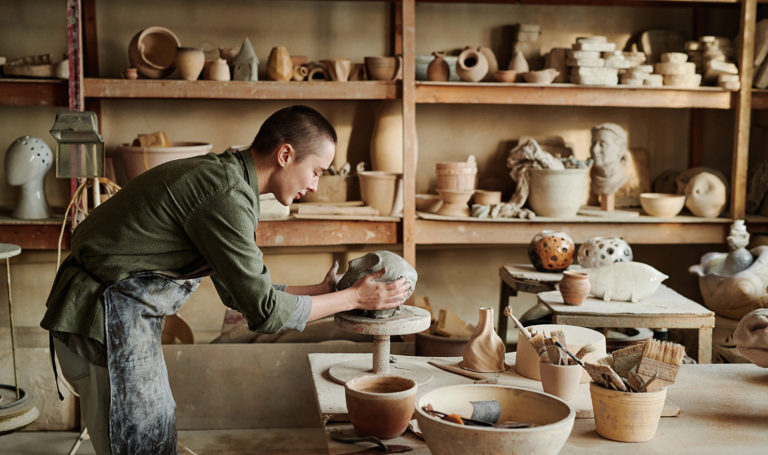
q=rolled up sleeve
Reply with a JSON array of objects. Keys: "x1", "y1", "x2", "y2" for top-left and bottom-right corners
[{"x1": 184, "y1": 188, "x2": 297, "y2": 333}]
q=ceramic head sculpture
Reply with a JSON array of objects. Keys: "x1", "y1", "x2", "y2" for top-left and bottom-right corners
[
  {"x1": 336, "y1": 250, "x2": 417, "y2": 318},
  {"x1": 5, "y1": 136, "x2": 53, "y2": 219},
  {"x1": 232, "y1": 37, "x2": 259, "y2": 81},
  {"x1": 589, "y1": 123, "x2": 628, "y2": 197}
]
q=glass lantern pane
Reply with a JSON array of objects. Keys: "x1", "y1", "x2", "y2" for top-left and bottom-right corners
[{"x1": 55, "y1": 143, "x2": 104, "y2": 178}]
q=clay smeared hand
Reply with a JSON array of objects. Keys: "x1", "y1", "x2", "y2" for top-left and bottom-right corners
[
  {"x1": 351, "y1": 268, "x2": 412, "y2": 311},
  {"x1": 321, "y1": 260, "x2": 344, "y2": 293}
]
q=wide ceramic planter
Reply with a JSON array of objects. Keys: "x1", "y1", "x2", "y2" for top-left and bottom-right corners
[
  {"x1": 117, "y1": 142, "x2": 212, "y2": 180},
  {"x1": 590, "y1": 382, "x2": 666, "y2": 442},
  {"x1": 528, "y1": 168, "x2": 588, "y2": 217}
]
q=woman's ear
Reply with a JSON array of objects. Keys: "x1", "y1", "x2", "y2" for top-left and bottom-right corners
[{"x1": 277, "y1": 144, "x2": 295, "y2": 167}]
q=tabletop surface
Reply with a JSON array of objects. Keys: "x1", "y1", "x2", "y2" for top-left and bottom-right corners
[
  {"x1": 0, "y1": 243, "x2": 22, "y2": 260},
  {"x1": 311, "y1": 353, "x2": 768, "y2": 454}
]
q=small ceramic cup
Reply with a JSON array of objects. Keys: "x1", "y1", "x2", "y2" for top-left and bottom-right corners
[
  {"x1": 121, "y1": 67, "x2": 138, "y2": 80},
  {"x1": 539, "y1": 362, "x2": 582, "y2": 401},
  {"x1": 345, "y1": 375, "x2": 417, "y2": 440}
]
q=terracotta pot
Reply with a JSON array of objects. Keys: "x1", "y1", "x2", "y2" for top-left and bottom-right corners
[
  {"x1": 639, "y1": 192, "x2": 685, "y2": 217},
  {"x1": 358, "y1": 171, "x2": 399, "y2": 216},
  {"x1": 371, "y1": 100, "x2": 409, "y2": 173},
  {"x1": 528, "y1": 167, "x2": 589, "y2": 217},
  {"x1": 128, "y1": 26, "x2": 181, "y2": 79},
  {"x1": 460, "y1": 307, "x2": 506, "y2": 373},
  {"x1": 323, "y1": 59, "x2": 352, "y2": 81},
  {"x1": 473, "y1": 190, "x2": 502, "y2": 205},
  {"x1": 494, "y1": 69, "x2": 517, "y2": 82},
  {"x1": 590, "y1": 382, "x2": 666, "y2": 442},
  {"x1": 456, "y1": 47, "x2": 489, "y2": 82},
  {"x1": 427, "y1": 51, "x2": 450, "y2": 82},
  {"x1": 528, "y1": 230, "x2": 575, "y2": 273},
  {"x1": 364, "y1": 56, "x2": 402, "y2": 81},
  {"x1": 207, "y1": 58, "x2": 230, "y2": 81},
  {"x1": 577, "y1": 236, "x2": 633, "y2": 268},
  {"x1": 558, "y1": 271, "x2": 591, "y2": 305},
  {"x1": 684, "y1": 171, "x2": 727, "y2": 217},
  {"x1": 117, "y1": 142, "x2": 213, "y2": 181},
  {"x1": 539, "y1": 362, "x2": 582, "y2": 401},
  {"x1": 436, "y1": 189, "x2": 473, "y2": 217},
  {"x1": 175, "y1": 47, "x2": 205, "y2": 81},
  {"x1": 515, "y1": 324, "x2": 606, "y2": 383},
  {"x1": 435, "y1": 161, "x2": 477, "y2": 191},
  {"x1": 345, "y1": 375, "x2": 417, "y2": 440},
  {"x1": 267, "y1": 46, "x2": 292, "y2": 81}
]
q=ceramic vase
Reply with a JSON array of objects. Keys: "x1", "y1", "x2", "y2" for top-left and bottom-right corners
[
  {"x1": 508, "y1": 50, "x2": 529, "y2": 81},
  {"x1": 577, "y1": 236, "x2": 633, "y2": 268},
  {"x1": 327, "y1": 108, "x2": 354, "y2": 170},
  {"x1": 558, "y1": 271, "x2": 591, "y2": 305},
  {"x1": 456, "y1": 47, "x2": 489, "y2": 82},
  {"x1": 267, "y1": 46, "x2": 292, "y2": 81},
  {"x1": 427, "y1": 51, "x2": 450, "y2": 82},
  {"x1": 685, "y1": 171, "x2": 727, "y2": 217},
  {"x1": 478, "y1": 46, "x2": 498, "y2": 82},
  {"x1": 207, "y1": 58, "x2": 230, "y2": 81},
  {"x1": 175, "y1": 47, "x2": 205, "y2": 80},
  {"x1": 528, "y1": 230, "x2": 575, "y2": 272},
  {"x1": 459, "y1": 307, "x2": 506, "y2": 373},
  {"x1": 371, "y1": 100, "x2": 409, "y2": 173}
]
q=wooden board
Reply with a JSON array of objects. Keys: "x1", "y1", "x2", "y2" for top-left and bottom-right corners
[{"x1": 255, "y1": 219, "x2": 398, "y2": 246}]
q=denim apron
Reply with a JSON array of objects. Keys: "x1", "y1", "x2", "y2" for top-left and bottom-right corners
[{"x1": 102, "y1": 272, "x2": 203, "y2": 455}]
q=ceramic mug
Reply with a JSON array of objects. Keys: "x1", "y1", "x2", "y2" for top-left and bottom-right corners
[{"x1": 121, "y1": 67, "x2": 138, "y2": 80}]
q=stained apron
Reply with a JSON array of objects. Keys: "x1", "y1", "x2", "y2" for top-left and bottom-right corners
[{"x1": 102, "y1": 272, "x2": 202, "y2": 455}]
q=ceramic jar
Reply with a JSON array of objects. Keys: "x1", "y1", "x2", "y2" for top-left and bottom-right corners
[
  {"x1": 175, "y1": 47, "x2": 204, "y2": 81},
  {"x1": 207, "y1": 58, "x2": 230, "y2": 81},
  {"x1": 685, "y1": 171, "x2": 727, "y2": 217},
  {"x1": 459, "y1": 307, "x2": 506, "y2": 373},
  {"x1": 577, "y1": 236, "x2": 633, "y2": 269},
  {"x1": 371, "y1": 100, "x2": 406, "y2": 173},
  {"x1": 427, "y1": 51, "x2": 450, "y2": 82},
  {"x1": 456, "y1": 47, "x2": 489, "y2": 82},
  {"x1": 528, "y1": 230, "x2": 575, "y2": 272},
  {"x1": 267, "y1": 46, "x2": 292, "y2": 81},
  {"x1": 558, "y1": 271, "x2": 591, "y2": 305}
]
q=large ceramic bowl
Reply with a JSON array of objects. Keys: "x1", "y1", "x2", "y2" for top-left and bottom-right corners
[
  {"x1": 415, "y1": 384, "x2": 575, "y2": 455},
  {"x1": 117, "y1": 142, "x2": 212, "y2": 181},
  {"x1": 640, "y1": 192, "x2": 686, "y2": 217}
]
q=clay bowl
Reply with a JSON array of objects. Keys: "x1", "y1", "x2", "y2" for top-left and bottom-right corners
[
  {"x1": 345, "y1": 375, "x2": 417, "y2": 440},
  {"x1": 415, "y1": 193, "x2": 442, "y2": 213},
  {"x1": 640, "y1": 192, "x2": 686, "y2": 218},
  {"x1": 128, "y1": 26, "x2": 181, "y2": 78},
  {"x1": 494, "y1": 69, "x2": 517, "y2": 83},
  {"x1": 516, "y1": 324, "x2": 605, "y2": 383},
  {"x1": 416, "y1": 384, "x2": 575, "y2": 455},
  {"x1": 364, "y1": 56, "x2": 399, "y2": 80},
  {"x1": 116, "y1": 142, "x2": 212, "y2": 181},
  {"x1": 521, "y1": 69, "x2": 559, "y2": 84}
]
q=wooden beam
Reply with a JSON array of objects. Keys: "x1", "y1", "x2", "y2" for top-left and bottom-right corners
[
  {"x1": 0, "y1": 80, "x2": 67, "y2": 107},
  {"x1": 0, "y1": 223, "x2": 70, "y2": 250},
  {"x1": 731, "y1": 0, "x2": 757, "y2": 219},
  {"x1": 255, "y1": 220, "x2": 398, "y2": 247},
  {"x1": 402, "y1": 0, "x2": 417, "y2": 266}
]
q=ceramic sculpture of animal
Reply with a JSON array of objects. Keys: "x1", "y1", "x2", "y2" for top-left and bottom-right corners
[
  {"x1": 335, "y1": 250, "x2": 417, "y2": 318},
  {"x1": 585, "y1": 261, "x2": 668, "y2": 302}
]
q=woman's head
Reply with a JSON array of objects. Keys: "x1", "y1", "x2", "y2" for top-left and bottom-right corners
[{"x1": 249, "y1": 105, "x2": 337, "y2": 161}]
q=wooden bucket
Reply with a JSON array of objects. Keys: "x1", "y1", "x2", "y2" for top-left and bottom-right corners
[{"x1": 435, "y1": 161, "x2": 477, "y2": 190}]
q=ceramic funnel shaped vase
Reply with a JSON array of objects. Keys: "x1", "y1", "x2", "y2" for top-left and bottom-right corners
[
  {"x1": 175, "y1": 47, "x2": 204, "y2": 80},
  {"x1": 335, "y1": 250, "x2": 417, "y2": 318},
  {"x1": 558, "y1": 271, "x2": 590, "y2": 305},
  {"x1": 456, "y1": 47, "x2": 489, "y2": 82},
  {"x1": 460, "y1": 307, "x2": 506, "y2": 373}
]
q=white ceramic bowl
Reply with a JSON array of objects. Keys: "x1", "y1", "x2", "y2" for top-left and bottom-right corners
[
  {"x1": 415, "y1": 384, "x2": 575, "y2": 455},
  {"x1": 640, "y1": 192, "x2": 686, "y2": 217}
]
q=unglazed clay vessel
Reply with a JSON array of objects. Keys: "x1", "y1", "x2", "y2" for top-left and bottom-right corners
[
  {"x1": 528, "y1": 168, "x2": 589, "y2": 218},
  {"x1": 528, "y1": 230, "x2": 575, "y2": 272},
  {"x1": 590, "y1": 383, "x2": 666, "y2": 442},
  {"x1": 128, "y1": 26, "x2": 181, "y2": 78},
  {"x1": 494, "y1": 69, "x2": 517, "y2": 82},
  {"x1": 456, "y1": 47, "x2": 488, "y2": 82},
  {"x1": 427, "y1": 51, "x2": 449, "y2": 82},
  {"x1": 323, "y1": 59, "x2": 352, "y2": 81},
  {"x1": 521, "y1": 68, "x2": 559, "y2": 84},
  {"x1": 558, "y1": 271, "x2": 590, "y2": 305},
  {"x1": 460, "y1": 307, "x2": 506, "y2": 373},
  {"x1": 365, "y1": 56, "x2": 402, "y2": 81},
  {"x1": 478, "y1": 46, "x2": 498, "y2": 82},
  {"x1": 5, "y1": 136, "x2": 53, "y2": 219},
  {"x1": 207, "y1": 58, "x2": 230, "y2": 81},
  {"x1": 685, "y1": 171, "x2": 727, "y2": 217},
  {"x1": 540, "y1": 363, "x2": 582, "y2": 401},
  {"x1": 640, "y1": 192, "x2": 685, "y2": 217},
  {"x1": 586, "y1": 261, "x2": 668, "y2": 302},
  {"x1": 437, "y1": 188, "x2": 473, "y2": 217},
  {"x1": 175, "y1": 47, "x2": 204, "y2": 80},
  {"x1": 577, "y1": 236, "x2": 633, "y2": 268},
  {"x1": 335, "y1": 250, "x2": 417, "y2": 318},
  {"x1": 345, "y1": 375, "x2": 417, "y2": 439},
  {"x1": 370, "y1": 100, "x2": 407, "y2": 173},
  {"x1": 508, "y1": 50, "x2": 529, "y2": 80},
  {"x1": 267, "y1": 46, "x2": 292, "y2": 81}
]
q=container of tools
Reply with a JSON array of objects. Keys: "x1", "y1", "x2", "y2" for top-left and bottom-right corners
[{"x1": 590, "y1": 383, "x2": 667, "y2": 442}]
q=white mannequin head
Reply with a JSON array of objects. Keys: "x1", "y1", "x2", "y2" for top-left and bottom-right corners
[{"x1": 5, "y1": 136, "x2": 53, "y2": 219}]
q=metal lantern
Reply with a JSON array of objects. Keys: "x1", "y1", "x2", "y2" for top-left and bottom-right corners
[{"x1": 49, "y1": 111, "x2": 104, "y2": 179}]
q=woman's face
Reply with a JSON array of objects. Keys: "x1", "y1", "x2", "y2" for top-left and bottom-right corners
[{"x1": 273, "y1": 140, "x2": 335, "y2": 206}]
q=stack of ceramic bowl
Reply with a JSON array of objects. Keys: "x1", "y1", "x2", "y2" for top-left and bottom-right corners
[{"x1": 435, "y1": 158, "x2": 477, "y2": 217}]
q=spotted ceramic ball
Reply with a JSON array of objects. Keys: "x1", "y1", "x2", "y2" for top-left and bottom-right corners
[
  {"x1": 528, "y1": 230, "x2": 575, "y2": 272},
  {"x1": 577, "y1": 236, "x2": 633, "y2": 268}
]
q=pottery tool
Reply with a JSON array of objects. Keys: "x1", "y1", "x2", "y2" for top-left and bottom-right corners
[
  {"x1": 573, "y1": 342, "x2": 597, "y2": 363},
  {"x1": 544, "y1": 337, "x2": 562, "y2": 365},
  {"x1": 609, "y1": 342, "x2": 645, "y2": 379},
  {"x1": 422, "y1": 406, "x2": 532, "y2": 429},
  {"x1": 553, "y1": 339, "x2": 584, "y2": 367},
  {"x1": 584, "y1": 362, "x2": 627, "y2": 391},
  {"x1": 631, "y1": 339, "x2": 685, "y2": 392},
  {"x1": 529, "y1": 332, "x2": 550, "y2": 362},
  {"x1": 504, "y1": 307, "x2": 549, "y2": 361},
  {"x1": 427, "y1": 360, "x2": 497, "y2": 384}
]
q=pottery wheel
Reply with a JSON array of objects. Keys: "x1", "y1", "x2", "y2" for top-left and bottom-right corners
[{"x1": 329, "y1": 306, "x2": 433, "y2": 385}]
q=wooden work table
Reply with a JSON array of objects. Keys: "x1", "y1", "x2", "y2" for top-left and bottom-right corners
[{"x1": 309, "y1": 353, "x2": 768, "y2": 454}]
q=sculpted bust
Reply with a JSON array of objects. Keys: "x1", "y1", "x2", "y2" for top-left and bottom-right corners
[{"x1": 590, "y1": 123, "x2": 628, "y2": 196}]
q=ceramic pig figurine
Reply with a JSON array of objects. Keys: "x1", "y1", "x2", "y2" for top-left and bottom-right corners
[
  {"x1": 586, "y1": 261, "x2": 668, "y2": 302},
  {"x1": 336, "y1": 250, "x2": 417, "y2": 318}
]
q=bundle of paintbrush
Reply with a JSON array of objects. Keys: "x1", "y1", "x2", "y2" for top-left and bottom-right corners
[{"x1": 584, "y1": 338, "x2": 686, "y2": 393}]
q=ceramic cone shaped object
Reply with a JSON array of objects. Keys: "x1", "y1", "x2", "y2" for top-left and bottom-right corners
[{"x1": 460, "y1": 307, "x2": 506, "y2": 373}]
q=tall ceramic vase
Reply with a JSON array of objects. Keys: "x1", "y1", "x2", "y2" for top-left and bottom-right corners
[
  {"x1": 328, "y1": 108, "x2": 354, "y2": 171},
  {"x1": 175, "y1": 47, "x2": 204, "y2": 80},
  {"x1": 370, "y1": 100, "x2": 416, "y2": 173},
  {"x1": 459, "y1": 307, "x2": 506, "y2": 373}
]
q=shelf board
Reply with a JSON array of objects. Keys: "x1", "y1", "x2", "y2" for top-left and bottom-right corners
[
  {"x1": 83, "y1": 78, "x2": 399, "y2": 100},
  {"x1": 414, "y1": 216, "x2": 733, "y2": 245},
  {"x1": 0, "y1": 78, "x2": 68, "y2": 107},
  {"x1": 751, "y1": 89, "x2": 768, "y2": 109},
  {"x1": 415, "y1": 82, "x2": 734, "y2": 109},
  {"x1": 0, "y1": 215, "x2": 69, "y2": 250},
  {"x1": 416, "y1": 0, "x2": 744, "y2": 4},
  {"x1": 255, "y1": 219, "x2": 399, "y2": 247}
]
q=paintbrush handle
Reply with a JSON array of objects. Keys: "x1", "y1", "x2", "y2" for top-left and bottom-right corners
[
  {"x1": 503, "y1": 307, "x2": 531, "y2": 340},
  {"x1": 554, "y1": 340, "x2": 584, "y2": 367}
]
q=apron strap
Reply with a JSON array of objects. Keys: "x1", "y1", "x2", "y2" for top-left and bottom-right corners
[{"x1": 48, "y1": 332, "x2": 65, "y2": 401}]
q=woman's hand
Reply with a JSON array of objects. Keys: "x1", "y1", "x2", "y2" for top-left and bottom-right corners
[
  {"x1": 320, "y1": 260, "x2": 344, "y2": 294},
  {"x1": 350, "y1": 268, "x2": 412, "y2": 311}
]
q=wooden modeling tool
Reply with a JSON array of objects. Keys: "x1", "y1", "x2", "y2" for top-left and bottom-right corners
[{"x1": 631, "y1": 339, "x2": 685, "y2": 392}]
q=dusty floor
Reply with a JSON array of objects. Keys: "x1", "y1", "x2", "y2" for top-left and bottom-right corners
[{"x1": 0, "y1": 428, "x2": 329, "y2": 454}]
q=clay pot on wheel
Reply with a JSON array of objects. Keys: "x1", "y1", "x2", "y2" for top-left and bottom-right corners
[
  {"x1": 456, "y1": 47, "x2": 489, "y2": 82},
  {"x1": 528, "y1": 230, "x2": 575, "y2": 272},
  {"x1": 558, "y1": 271, "x2": 591, "y2": 305}
]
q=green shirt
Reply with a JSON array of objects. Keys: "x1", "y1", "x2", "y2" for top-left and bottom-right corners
[{"x1": 41, "y1": 150, "x2": 298, "y2": 344}]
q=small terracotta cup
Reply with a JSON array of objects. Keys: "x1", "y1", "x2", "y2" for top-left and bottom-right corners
[
  {"x1": 345, "y1": 375, "x2": 417, "y2": 439},
  {"x1": 540, "y1": 362, "x2": 583, "y2": 401},
  {"x1": 121, "y1": 67, "x2": 138, "y2": 80},
  {"x1": 558, "y1": 270, "x2": 591, "y2": 305}
]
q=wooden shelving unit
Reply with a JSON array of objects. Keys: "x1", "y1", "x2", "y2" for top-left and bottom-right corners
[
  {"x1": 0, "y1": 215, "x2": 69, "y2": 250},
  {"x1": 0, "y1": 79, "x2": 67, "y2": 107},
  {"x1": 256, "y1": 219, "x2": 399, "y2": 247}
]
